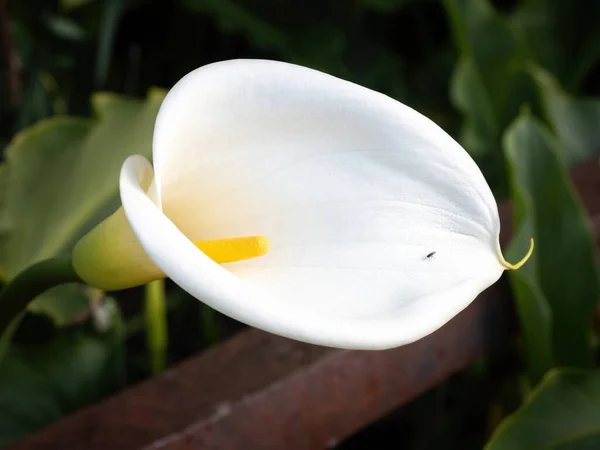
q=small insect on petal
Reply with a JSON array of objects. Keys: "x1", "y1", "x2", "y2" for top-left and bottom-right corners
[{"x1": 425, "y1": 251, "x2": 436, "y2": 261}]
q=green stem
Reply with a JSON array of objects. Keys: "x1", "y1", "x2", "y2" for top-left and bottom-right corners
[
  {"x1": 144, "y1": 279, "x2": 167, "y2": 375},
  {"x1": 200, "y1": 304, "x2": 220, "y2": 346},
  {"x1": 0, "y1": 257, "x2": 81, "y2": 334}
]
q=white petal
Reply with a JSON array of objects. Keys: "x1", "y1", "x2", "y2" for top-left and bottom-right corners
[
  {"x1": 121, "y1": 156, "x2": 502, "y2": 349},
  {"x1": 121, "y1": 59, "x2": 505, "y2": 349}
]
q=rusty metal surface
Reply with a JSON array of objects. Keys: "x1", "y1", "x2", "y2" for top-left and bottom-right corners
[
  {"x1": 146, "y1": 282, "x2": 513, "y2": 450},
  {"x1": 8, "y1": 160, "x2": 600, "y2": 450}
]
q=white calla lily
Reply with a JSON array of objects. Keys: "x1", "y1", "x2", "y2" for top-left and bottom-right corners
[{"x1": 73, "y1": 59, "x2": 532, "y2": 350}]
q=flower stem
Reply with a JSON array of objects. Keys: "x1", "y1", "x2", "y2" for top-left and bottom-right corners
[
  {"x1": 200, "y1": 304, "x2": 220, "y2": 346},
  {"x1": 0, "y1": 257, "x2": 81, "y2": 334},
  {"x1": 144, "y1": 279, "x2": 167, "y2": 375}
]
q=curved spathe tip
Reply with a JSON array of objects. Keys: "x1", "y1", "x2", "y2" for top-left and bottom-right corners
[{"x1": 499, "y1": 238, "x2": 535, "y2": 270}]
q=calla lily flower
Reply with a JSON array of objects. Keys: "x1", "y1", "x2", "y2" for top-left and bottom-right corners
[{"x1": 72, "y1": 59, "x2": 532, "y2": 350}]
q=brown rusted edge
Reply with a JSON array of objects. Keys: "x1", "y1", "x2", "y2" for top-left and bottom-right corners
[{"x1": 9, "y1": 160, "x2": 600, "y2": 450}]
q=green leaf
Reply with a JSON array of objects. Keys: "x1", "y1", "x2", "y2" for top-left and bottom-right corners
[
  {"x1": 531, "y1": 67, "x2": 600, "y2": 166},
  {"x1": 0, "y1": 89, "x2": 166, "y2": 281},
  {"x1": 444, "y1": 0, "x2": 531, "y2": 129},
  {"x1": 28, "y1": 284, "x2": 97, "y2": 327},
  {"x1": 450, "y1": 58, "x2": 496, "y2": 156},
  {"x1": 450, "y1": 57, "x2": 510, "y2": 195},
  {"x1": 444, "y1": 0, "x2": 537, "y2": 195},
  {"x1": 0, "y1": 167, "x2": 8, "y2": 283},
  {"x1": 355, "y1": 0, "x2": 413, "y2": 12},
  {"x1": 0, "y1": 315, "x2": 24, "y2": 364},
  {"x1": 17, "y1": 71, "x2": 58, "y2": 131},
  {"x1": 510, "y1": 0, "x2": 600, "y2": 90},
  {"x1": 504, "y1": 128, "x2": 553, "y2": 383},
  {"x1": 183, "y1": 0, "x2": 288, "y2": 52},
  {"x1": 0, "y1": 298, "x2": 124, "y2": 447},
  {"x1": 45, "y1": 15, "x2": 87, "y2": 41},
  {"x1": 504, "y1": 112, "x2": 600, "y2": 370},
  {"x1": 486, "y1": 369, "x2": 600, "y2": 449},
  {"x1": 444, "y1": 0, "x2": 537, "y2": 137},
  {"x1": 60, "y1": 0, "x2": 96, "y2": 10},
  {"x1": 506, "y1": 226, "x2": 554, "y2": 384},
  {"x1": 95, "y1": 0, "x2": 125, "y2": 87}
]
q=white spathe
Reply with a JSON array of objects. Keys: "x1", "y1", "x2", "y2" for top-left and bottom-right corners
[{"x1": 85, "y1": 59, "x2": 510, "y2": 349}]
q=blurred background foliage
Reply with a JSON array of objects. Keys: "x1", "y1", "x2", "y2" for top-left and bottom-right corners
[{"x1": 1, "y1": 0, "x2": 600, "y2": 448}]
